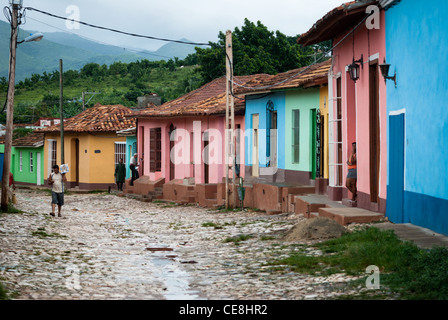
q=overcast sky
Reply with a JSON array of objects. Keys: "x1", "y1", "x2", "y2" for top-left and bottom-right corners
[{"x1": 2, "y1": 0, "x2": 344, "y2": 51}]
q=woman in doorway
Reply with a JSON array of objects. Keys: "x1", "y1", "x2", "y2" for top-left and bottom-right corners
[{"x1": 346, "y1": 142, "x2": 357, "y2": 202}]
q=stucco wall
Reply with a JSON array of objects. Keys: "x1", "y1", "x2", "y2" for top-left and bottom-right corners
[
  {"x1": 284, "y1": 88, "x2": 320, "y2": 175},
  {"x1": 385, "y1": 0, "x2": 448, "y2": 234},
  {"x1": 44, "y1": 133, "x2": 126, "y2": 186},
  {"x1": 331, "y1": 10, "x2": 387, "y2": 206},
  {"x1": 138, "y1": 116, "x2": 245, "y2": 184}
]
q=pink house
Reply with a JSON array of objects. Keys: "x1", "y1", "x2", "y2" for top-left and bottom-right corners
[
  {"x1": 127, "y1": 76, "x2": 255, "y2": 205},
  {"x1": 298, "y1": 0, "x2": 387, "y2": 213}
]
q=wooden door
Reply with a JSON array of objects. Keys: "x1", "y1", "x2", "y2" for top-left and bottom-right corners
[
  {"x1": 369, "y1": 62, "x2": 380, "y2": 203},
  {"x1": 386, "y1": 113, "x2": 405, "y2": 223},
  {"x1": 252, "y1": 114, "x2": 259, "y2": 177}
]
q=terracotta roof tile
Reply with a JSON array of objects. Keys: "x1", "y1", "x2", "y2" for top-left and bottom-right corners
[
  {"x1": 129, "y1": 75, "x2": 261, "y2": 118},
  {"x1": 234, "y1": 59, "x2": 331, "y2": 95},
  {"x1": 297, "y1": 0, "x2": 377, "y2": 46},
  {"x1": 12, "y1": 132, "x2": 44, "y2": 147},
  {"x1": 38, "y1": 103, "x2": 136, "y2": 133}
]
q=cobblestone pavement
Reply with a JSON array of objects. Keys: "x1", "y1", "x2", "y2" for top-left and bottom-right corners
[{"x1": 0, "y1": 189, "x2": 365, "y2": 300}]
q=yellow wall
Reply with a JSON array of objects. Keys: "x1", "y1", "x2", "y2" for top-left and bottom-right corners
[
  {"x1": 44, "y1": 133, "x2": 126, "y2": 185},
  {"x1": 319, "y1": 85, "x2": 330, "y2": 179}
]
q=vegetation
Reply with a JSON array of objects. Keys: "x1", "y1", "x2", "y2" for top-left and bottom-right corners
[
  {"x1": 1, "y1": 18, "x2": 328, "y2": 125},
  {"x1": 195, "y1": 18, "x2": 331, "y2": 83},
  {"x1": 0, "y1": 57, "x2": 202, "y2": 124},
  {"x1": 0, "y1": 282, "x2": 9, "y2": 300},
  {"x1": 266, "y1": 227, "x2": 448, "y2": 299}
]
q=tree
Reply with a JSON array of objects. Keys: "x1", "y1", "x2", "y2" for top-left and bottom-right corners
[{"x1": 195, "y1": 18, "x2": 328, "y2": 83}]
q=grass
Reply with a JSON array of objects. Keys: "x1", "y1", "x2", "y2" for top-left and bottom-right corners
[
  {"x1": 31, "y1": 227, "x2": 67, "y2": 239},
  {"x1": 0, "y1": 282, "x2": 9, "y2": 300},
  {"x1": 266, "y1": 226, "x2": 448, "y2": 299},
  {"x1": 0, "y1": 203, "x2": 23, "y2": 214},
  {"x1": 223, "y1": 234, "x2": 253, "y2": 245}
]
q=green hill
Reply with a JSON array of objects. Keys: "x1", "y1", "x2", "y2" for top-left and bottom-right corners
[{"x1": 0, "y1": 20, "x2": 202, "y2": 82}]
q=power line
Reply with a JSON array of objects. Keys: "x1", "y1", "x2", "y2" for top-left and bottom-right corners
[
  {"x1": 25, "y1": 16, "x2": 173, "y2": 60},
  {"x1": 24, "y1": 7, "x2": 211, "y2": 47},
  {"x1": 228, "y1": 11, "x2": 372, "y2": 92}
]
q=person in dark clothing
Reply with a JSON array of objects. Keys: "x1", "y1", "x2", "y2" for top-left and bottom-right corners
[{"x1": 114, "y1": 158, "x2": 126, "y2": 191}]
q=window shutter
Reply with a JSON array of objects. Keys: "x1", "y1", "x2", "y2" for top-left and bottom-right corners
[
  {"x1": 150, "y1": 128, "x2": 156, "y2": 172},
  {"x1": 150, "y1": 128, "x2": 162, "y2": 172}
]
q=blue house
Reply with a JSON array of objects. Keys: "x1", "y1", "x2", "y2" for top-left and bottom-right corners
[
  {"x1": 382, "y1": 0, "x2": 448, "y2": 234},
  {"x1": 236, "y1": 60, "x2": 330, "y2": 186}
]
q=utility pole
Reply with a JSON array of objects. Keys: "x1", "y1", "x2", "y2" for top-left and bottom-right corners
[
  {"x1": 60, "y1": 59, "x2": 64, "y2": 164},
  {"x1": 1, "y1": 1, "x2": 19, "y2": 211},
  {"x1": 225, "y1": 30, "x2": 236, "y2": 209},
  {"x1": 82, "y1": 91, "x2": 100, "y2": 111}
]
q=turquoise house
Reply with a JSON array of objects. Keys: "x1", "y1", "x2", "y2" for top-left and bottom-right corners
[
  {"x1": 383, "y1": 0, "x2": 448, "y2": 234},
  {"x1": 117, "y1": 126, "x2": 137, "y2": 179},
  {"x1": 237, "y1": 60, "x2": 330, "y2": 185}
]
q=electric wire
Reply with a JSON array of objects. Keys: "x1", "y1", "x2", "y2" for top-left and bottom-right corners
[
  {"x1": 227, "y1": 11, "x2": 373, "y2": 92},
  {"x1": 25, "y1": 16, "x2": 173, "y2": 60},
  {"x1": 24, "y1": 7, "x2": 211, "y2": 47}
]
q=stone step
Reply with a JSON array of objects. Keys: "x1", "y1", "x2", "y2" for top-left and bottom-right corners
[
  {"x1": 318, "y1": 207, "x2": 384, "y2": 226},
  {"x1": 342, "y1": 198, "x2": 357, "y2": 207}
]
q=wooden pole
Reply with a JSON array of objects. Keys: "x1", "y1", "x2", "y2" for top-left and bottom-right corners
[
  {"x1": 1, "y1": 4, "x2": 19, "y2": 211},
  {"x1": 60, "y1": 59, "x2": 64, "y2": 164},
  {"x1": 225, "y1": 30, "x2": 233, "y2": 209}
]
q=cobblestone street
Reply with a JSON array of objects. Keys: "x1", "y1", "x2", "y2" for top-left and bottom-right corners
[{"x1": 0, "y1": 188, "x2": 364, "y2": 300}]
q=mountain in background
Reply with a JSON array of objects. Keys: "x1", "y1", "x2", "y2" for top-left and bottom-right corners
[{"x1": 0, "y1": 20, "x2": 202, "y2": 81}]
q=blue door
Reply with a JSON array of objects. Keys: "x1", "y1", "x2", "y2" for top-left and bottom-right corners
[
  {"x1": 386, "y1": 113, "x2": 405, "y2": 223},
  {"x1": 0, "y1": 153, "x2": 4, "y2": 180}
]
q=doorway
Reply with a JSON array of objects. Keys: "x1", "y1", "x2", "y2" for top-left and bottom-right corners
[
  {"x1": 252, "y1": 114, "x2": 259, "y2": 177},
  {"x1": 169, "y1": 124, "x2": 175, "y2": 181},
  {"x1": 386, "y1": 113, "x2": 405, "y2": 223},
  {"x1": 369, "y1": 62, "x2": 380, "y2": 203},
  {"x1": 203, "y1": 131, "x2": 209, "y2": 184}
]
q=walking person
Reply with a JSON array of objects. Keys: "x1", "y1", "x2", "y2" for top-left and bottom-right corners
[
  {"x1": 115, "y1": 158, "x2": 126, "y2": 191},
  {"x1": 8, "y1": 172, "x2": 16, "y2": 204},
  {"x1": 48, "y1": 164, "x2": 67, "y2": 217},
  {"x1": 130, "y1": 153, "x2": 139, "y2": 186},
  {"x1": 346, "y1": 142, "x2": 357, "y2": 202}
]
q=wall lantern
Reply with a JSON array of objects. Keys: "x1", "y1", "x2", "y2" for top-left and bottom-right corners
[
  {"x1": 379, "y1": 58, "x2": 397, "y2": 88},
  {"x1": 348, "y1": 54, "x2": 363, "y2": 82}
]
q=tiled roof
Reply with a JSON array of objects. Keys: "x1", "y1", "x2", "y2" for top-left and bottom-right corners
[
  {"x1": 234, "y1": 59, "x2": 331, "y2": 95},
  {"x1": 297, "y1": 0, "x2": 377, "y2": 46},
  {"x1": 12, "y1": 132, "x2": 44, "y2": 147},
  {"x1": 38, "y1": 103, "x2": 136, "y2": 133},
  {"x1": 128, "y1": 75, "x2": 264, "y2": 118}
]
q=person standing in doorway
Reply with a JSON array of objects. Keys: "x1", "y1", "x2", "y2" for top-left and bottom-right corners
[
  {"x1": 115, "y1": 158, "x2": 126, "y2": 191},
  {"x1": 346, "y1": 142, "x2": 357, "y2": 202},
  {"x1": 130, "y1": 153, "x2": 139, "y2": 186},
  {"x1": 48, "y1": 164, "x2": 67, "y2": 217}
]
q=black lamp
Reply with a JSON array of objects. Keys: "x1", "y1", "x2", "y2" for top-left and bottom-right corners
[
  {"x1": 348, "y1": 54, "x2": 363, "y2": 82},
  {"x1": 379, "y1": 58, "x2": 397, "y2": 88}
]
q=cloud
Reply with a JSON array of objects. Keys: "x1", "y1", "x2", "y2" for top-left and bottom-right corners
[{"x1": 5, "y1": 0, "x2": 344, "y2": 51}]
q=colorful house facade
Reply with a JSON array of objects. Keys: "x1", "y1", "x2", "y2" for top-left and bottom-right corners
[
  {"x1": 39, "y1": 104, "x2": 135, "y2": 190},
  {"x1": 11, "y1": 132, "x2": 45, "y2": 186},
  {"x1": 236, "y1": 59, "x2": 331, "y2": 187},
  {"x1": 381, "y1": 0, "x2": 448, "y2": 234},
  {"x1": 298, "y1": 0, "x2": 388, "y2": 213},
  {"x1": 130, "y1": 76, "x2": 254, "y2": 186}
]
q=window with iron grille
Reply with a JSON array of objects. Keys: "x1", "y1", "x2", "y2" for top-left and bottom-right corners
[
  {"x1": 292, "y1": 110, "x2": 300, "y2": 163},
  {"x1": 114, "y1": 142, "x2": 126, "y2": 165},
  {"x1": 48, "y1": 140, "x2": 57, "y2": 174},
  {"x1": 30, "y1": 152, "x2": 33, "y2": 173}
]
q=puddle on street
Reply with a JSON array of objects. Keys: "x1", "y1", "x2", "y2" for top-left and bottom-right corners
[{"x1": 150, "y1": 253, "x2": 204, "y2": 300}]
